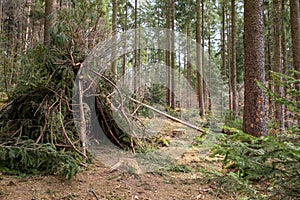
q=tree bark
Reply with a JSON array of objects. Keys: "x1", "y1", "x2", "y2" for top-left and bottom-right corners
[
  {"x1": 290, "y1": 0, "x2": 300, "y2": 101},
  {"x1": 165, "y1": 0, "x2": 171, "y2": 107},
  {"x1": 2, "y1": 0, "x2": 16, "y2": 90},
  {"x1": 196, "y1": 0, "x2": 205, "y2": 118},
  {"x1": 226, "y1": 3, "x2": 232, "y2": 114},
  {"x1": 111, "y1": 0, "x2": 118, "y2": 79},
  {"x1": 170, "y1": 0, "x2": 175, "y2": 109},
  {"x1": 44, "y1": 0, "x2": 56, "y2": 46},
  {"x1": 201, "y1": 0, "x2": 208, "y2": 113},
  {"x1": 281, "y1": 0, "x2": 288, "y2": 127},
  {"x1": 243, "y1": 0, "x2": 266, "y2": 137},
  {"x1": 231, "y1": 0, "x2": 238, "y2": 118},
  {"x1": 122, "y1": 2, "x2": 128, "y2": 77},
  {"x1": 221, "y1": 1, "x2": 226, "y2": 82},
  {"x1": 273, "y1": 0, "x2": 284, "y2": 129},
  {"x1": 24, "y1": 0, "x2": 32, "y2": 52},
  {"x1": 266, "y1": 1, "x2": 273, "y2": 119},
  {"x1": 186, "y1": 21, "x2": 192, "y2": 108},
  {"x1": 134, "y1": 0, "x2": 139, "y2": 92}
]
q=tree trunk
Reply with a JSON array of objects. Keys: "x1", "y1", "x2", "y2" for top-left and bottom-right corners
[
  {"x1": 226, "y1": 3, "x2": 232, "y2": 114},
  {"x1": 3, "y1": 0, "x2": 16, "y2": 90},
  {"x1": 273, "y1": 0, "x2": 284, "y2": 129},
  {"x1": 165, "y1": 0, "x2": 171, "y2": 107},
  {"x1": 170, "y1": 0, "x2": 175, "y2": 109},
  {"x1": 221, "y1": 1, "x2": 226, "y2": 80},
  {"x1": 44, "y1": 0, "x2": 56, "y2": 46},
  {"x1": 231, "y1": 0, "x2": 238, "y2": 118},
  {"x1": 196, "y1": 0, "x2": 205, "y2": 118},
  {"x1": 221, "y1": 1, "x2": 226, "y2": 112},
  {"x1": 281, "y1": 0, "x2": 288, "y2": 127},
  {"x1": 290, "y1": 0, "x2": 300, "y2": 105},
  {"x1": 201, "y1": 0, "x2": 207, "y2": 112},
  {"x1": 111, "y1": 0, "x2": 118, "y2": 79},
  {"x1": 186, "y1": 21, "x2": 191, "y2": 108},
  {"x1": 3, "y1": 0, "x2": 15, "y2": 52},
  {"x1": 24, "y1": 0, "x2": 32, "y2": 52},
  {"x1": 266, "y1": 1, "x2": 273, "y2": 119},
  {"x1": 243, "y1": 0, "x2": 266, "y2": 137},
  {"x1": 122, "y1": 2, "x2": 128, "y2": 77},
  {"x1": 221, "y1": 0, "x2": 226, "y2": 82},
  {"x1": 134, "y1": 0, "x2": 139, "y2": 92}
]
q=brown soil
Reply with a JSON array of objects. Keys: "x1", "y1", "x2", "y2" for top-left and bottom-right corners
[
  {"x1": 0, "y1": 159, "x2": 224, "y2": 200},
  {"x1": 0, "y1": 119, "x2": 230, "y2": 200}
]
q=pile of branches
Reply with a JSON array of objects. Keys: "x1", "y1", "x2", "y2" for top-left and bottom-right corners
[
  {"x1": 0, "y1": 47, "x2": 86, "y2": 179},
  {"x1": 88, "y1": 72, "x2": 151, "y2": 153}
]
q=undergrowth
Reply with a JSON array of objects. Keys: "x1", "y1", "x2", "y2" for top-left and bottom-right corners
[
  {"x1": 204, "y1": 127, "x2": 300, "y2": 199},
  {"x1": 0, "y1": 140, "x2": 82, "y2": 180},
  {"x1": 204, "y1": 71, "x2": 300, "y2": 199}
]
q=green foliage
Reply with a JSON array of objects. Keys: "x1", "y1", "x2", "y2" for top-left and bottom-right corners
[
  {"x1": 0, "y1": 0, "x2": 105, "y2": 177},
  {"x1": 0, "y1": 45, "x2": 75, "y2": 144},
  {"x1": 200, "y1": 167, "x2": 266, "y2": 200},
  {"x1": 224, "y1": 111, "x2": 243, "y2": 130},
  {"x1": 144, "y1": 84, "x2": 166, "y2": 105},
  {"x1": 210, "y1": 130, "x2": 300, "y2": 199},
  {"x1": 259, "y1": 70, "x2": 300, "y2": 120},
  {"x1": 0, "y1": 140, "x2": 81, "y2": 180}
]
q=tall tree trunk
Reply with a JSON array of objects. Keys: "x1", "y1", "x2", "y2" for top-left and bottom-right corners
[
  {"x1": 231, "y1": 0, "x2": 238, "y2": 118},
  {"x1": 165, "y1": 0, "x2": 171, "y2": 107},
  {"x1": 281, "y1": 0, "x2": 288, "y2": 127},
  {"x1": 134, "y1": 0, "x2": 139, "y2": 92},
  {"x1": 3, "y1": 0, "x2": 15, "y2": 52},
  {"x1": 201, "y1": 0, "x2": 208, "y2": 112},
  {"x1": 196, "y1": 0, "x2": 205, "y2": 118},
  {"x1": 3, "y1": 0, "x2": 16, "y2": 90},
  {"x1": 266, "y1": 1, "x2": 273, "y2": 119},
  {"x1": 221, "y1": 1, "x2": 226, "y2": 111},
  {"x1": 226, "y1": 3, "x2": 232, "y2": 114},
  {"x1": 122, "y1": 2, "x2": 128, "y2": 77},
  {"x1": 157, "y1": 3, "x2": 161, "y2": 67},
  {"x1": 186, "y1": 21, "x2": 191, "y2": 108},
  {"x1": 170, "y1": 0, "x2": 175, "y2": 109},
  {"x1": 243, "y1": 0, "x2": 266, "y2": 137},
  {"x1": 111, "y1": 0, "x2": 118, "y2": 79},
  {"x1": 24, "y1": 0, "x2": 32, "y2": 52},
  {"x1": 273, "y1": 0, "x2": 284, "y2": 129},
  {"x1": 44, "y1": 0, "x2": 56, "y2": 46},
  {"x1": 221, "y1": 0, "x2": 226, "y2": 81},
  {"x1": 290, "y1": 0, "x2": 300, "y2": 110}
]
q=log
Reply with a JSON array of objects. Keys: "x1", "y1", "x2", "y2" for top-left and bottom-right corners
[{"x1": 129, "y1": 98, "x2": 205, "y2": 133}]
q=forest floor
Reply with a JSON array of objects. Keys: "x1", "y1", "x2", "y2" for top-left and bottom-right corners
[
  {"x1": 0, "y1": 119, "x2": 232, "y2": 200},
  {"x1": 0, "y1": 159, "x2": 227, "y2": 200}
]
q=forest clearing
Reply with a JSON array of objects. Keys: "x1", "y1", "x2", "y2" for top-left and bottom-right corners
[{"x1": 0, "y1": 0, "x2": 299, "y2": 199}]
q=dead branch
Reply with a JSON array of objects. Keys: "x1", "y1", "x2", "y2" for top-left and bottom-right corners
[
  {"x1": 89, "y1": 189, "x2": 99, "y2": 200},
  {"x1": 77, "y1": 64, "x2": 87, "y2": 157},
  {"x1": 130, "y1": 98, "x2": 205, "y2": 133},
  {"x1": 95, "y1": 97, "x2": 125, "y2": 149},
  {"x1": 59, "y1": 100, "x2": 88, "y2": 160}
]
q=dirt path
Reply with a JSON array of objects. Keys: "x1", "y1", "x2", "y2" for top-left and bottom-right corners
[{"x1": 0, "y1": 159, "x2": 222, "y2": 200}]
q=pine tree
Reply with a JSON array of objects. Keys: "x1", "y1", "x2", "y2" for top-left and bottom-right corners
[{"x1": 243, "y1": 0, "x2": 266, "y2": 136}]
